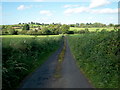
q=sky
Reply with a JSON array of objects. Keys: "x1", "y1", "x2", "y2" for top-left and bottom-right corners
[{"x1": 1, "y1": 0, "x2": 120, "y2": 25}]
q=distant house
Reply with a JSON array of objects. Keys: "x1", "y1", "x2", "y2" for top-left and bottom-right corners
[
  {"x1": 34, "y1": 27, "x2": 42, "y2": 30},
  {"x1": 12, "y1": 27, "x2": 21, "y2": 29}
]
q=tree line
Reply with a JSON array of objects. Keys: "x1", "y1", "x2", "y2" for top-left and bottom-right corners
[
  {"x1": 18, "y1": 22, "x2": 117, "y2": 27},
  {"x1": 1, "y1": 22, "x2": 119, "y2": 35},
  {"x1": 1, "y1": 24, "x2": 70, "y2": 35},
  {"x1": 70, "y1": 23, "x2": 117, "y2": 28}
]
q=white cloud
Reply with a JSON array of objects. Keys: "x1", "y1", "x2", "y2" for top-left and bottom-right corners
[
  {"x1": 64, "y1": 7, "x2": 118, "y2": 15},
  {"x1": 90, "y1": 8, "x2": 118, "y2": 14},
  {"x1": 17, "y1": 5, "x2": 32, "y2": 10},
  {"x1": 64, "y1": 7, "x2": 89, "y2": 14},
  {"x1": 89, "y1": 0, "x2": 110, "y2": 8},
  {"x1": 64, "y1": 4, "x2": 80, "y2": 8},
  {"x1": 64, "y1": 3, "x2": 118, "y2": 15},
  {"x1": 17, "y1": 5, "x2": 25, "y2": 10},
  {"x1": 40, "y1": 10, "x2": 53, "y2": 16}
]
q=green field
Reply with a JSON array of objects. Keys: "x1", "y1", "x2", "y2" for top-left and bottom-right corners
[
  {"x1": 68, "y1": 30, "x2": 119, "y2": 88},
  {"x1": 1, "y1": 35, "x2": 61, "y2": 38},
  {"x1": 15, "y1": 27, "x2": 115, "y2": 32},
  {"x1": 2, "y1": 35, "x2": 62, "y2": 89},
  {"x1": 70, "y1": 27, "x2": 115, "y2": 32}
]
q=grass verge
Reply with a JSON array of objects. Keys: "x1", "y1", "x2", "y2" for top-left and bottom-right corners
[{"x1": 54, "y1": 37, "x2": 66, "y2": 79}]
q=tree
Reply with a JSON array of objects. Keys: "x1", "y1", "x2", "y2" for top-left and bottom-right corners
[
  {"x1": 67, "y1": 31, "x2": 74, "y2": 34},
  {"x1": 76, "y1": 23, "x2": 80, "y2": 27},
  {"x1": 8, "y1": 29, "x2": 18, "y2": 35},
  {"x1": 60, "y1": 24, "x2": 70, "y2": 34},
  {"x1": 114, "y1": 24, "x2": 120, "y2": 30},
  {"x1": 80, "y1": 23, "x2": 85, "y2": 28},
  {"x1": 41, "y1": 27, "x2": 51, "y2": 35},
  {"x1": 84, "y1": 28, "x2": 89, "y2": 33},
  {"x1": 70, "y1": 24, "x2": 75, "y2": 27},
  {"x1": 22, "y1": 24, "x2": 30, "y2": 30},
  {"x1": 1, "y1": 25, "x2": 8, "y2": 35},
  {"x1": 6, "y1": 26, "x2": 15, "y2": 34},
  {"x1": 31, "y1": 22, "x2": 33, "y2": 24},
  {"x1": 1, "y1": 25, "x2": 18, "y2": 35},
  {"x1": 1, "y1": 25, "x2": 6, "y2": 29},
  {"x1": 108, "y1": 23, "x2": 114, "y2": 27},
  {"x1": 92, "y1": 22, "x2": 106, "y2": 27},
  {"x1": 2, "y1": 29, "x2": 8, "y2": 35},
  {"x1": 27, "y1": 30, "x2": 37, "y2": 35},
  {"x1": 52, "y1": 23, "x2": 55, "y2": 25}
]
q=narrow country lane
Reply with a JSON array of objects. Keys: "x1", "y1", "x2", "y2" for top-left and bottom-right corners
[
  {"x1": 19, "y1": 44, "x2": 63, "y2": 88},
  {"x1": 49, "y1": 38, "x2": 93, "y2": 88},
  {"x1": 19, "y1": 38, "x2": 93, "y2": 89}
]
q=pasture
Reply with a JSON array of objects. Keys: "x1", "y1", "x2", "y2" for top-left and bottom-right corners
[{"x1": 70, "y1": 27, "x2": 115, "y2": 32}]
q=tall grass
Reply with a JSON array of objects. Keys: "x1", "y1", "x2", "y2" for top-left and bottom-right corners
[
  {"x1": 2, "y1": 36, "x2": 62, "y2": 89},
  {"x1": 68, "y1": 30, "x2": 119, "y2": 88}
]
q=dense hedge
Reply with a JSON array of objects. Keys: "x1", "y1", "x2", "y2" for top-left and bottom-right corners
[
  {"x1": 68, "y1": 30, "x2": 119, "y2": 88},
  {"x1": 2, "y1": 36, "x2": 62, "y2": 89}
]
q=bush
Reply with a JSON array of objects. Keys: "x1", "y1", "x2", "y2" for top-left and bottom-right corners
[
  {"x1": 84, "y1": 28, "x2": 89, "y2": 33},
  {"x1": 95, "y1": 29, "x2": 100, "y2": 32},
  {"x1": 79, "y1": 30, "x2": 86, "y2": 34},
  {"x1": 27, "y1": 30, "x2": 37, "y2": 35},
  {"x1": 68, "y1": 31, "x2": 119, "y2": 88},
  {"x1": 101, "y1": 29, "x2": 107, "y2": 32},
  {"x1": 67, "y1": 31, "x2": 74, "y2": 34},
  {"x1": 2, "y1": 36, "x2": 62, "y2": 89},
  {"x1": 22, "y1": 24, "x2": 30, "y2": 30}
]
